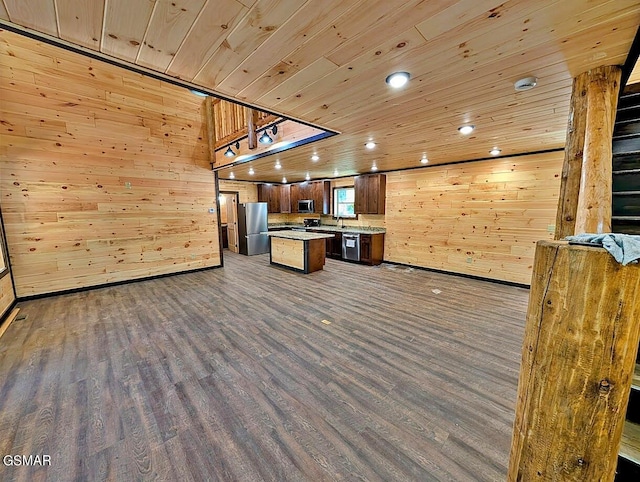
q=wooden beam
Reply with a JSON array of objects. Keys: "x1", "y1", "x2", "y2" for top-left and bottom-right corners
[
  {"x1": 574, "y1": 65, "x2": 621, "y2": 234},
  {"x1": 554, "y1": 73, "x2": 588, "y2": 239},
  {"x1": 508, "y1": 241, "x2": 640, "y2": 481},
  {"x1": 204, "y1": 96, "x2": 216, "y2": 165},
  {"x1": 247, "y1": 107, "x2": 258, "y2": 150}
]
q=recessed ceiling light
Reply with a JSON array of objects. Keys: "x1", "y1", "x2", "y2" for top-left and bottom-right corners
[
  {"x1": 305, "y1": 173, "x2": 311, "y2": 181},
  {"x1": 282, "y1": 177, "x2": 287, "y2": 183},
  {"x1": 365, "y1": 141, "x2": 376, "y2": 149},
  {"x1": 420, "y1": 156, "x2": 429, "y2": 164},
  {"x1": 333, "y1": 169, "x2": 339, "y2": 176},
  {"x1": 311, "y1": 154, "x2": 319, "y2": 161},
  {"x1": 490, "y1": 148, "x2": 502, "y2": 156},
  {"x1": 274, "y1": 161, "x2": 281, "y2": 170},
  {"x1": 385, "y1": 71, "x2": 411, "y2": 88},
  {"x1": 229, "y1": 172, "x2": 235, "y2": 179},
  {"x1": 458, "y1": 125, "x2": 475, "y2": 135},
  {"x1": 248, "y1": 167, "x2": 255, "y2": 175},
  {"x1": 514, "y1": 76, "x2": 538, "y2": 92},
  {"x1": 371, "y1": 164, "x2": 378, "y2": 171}
]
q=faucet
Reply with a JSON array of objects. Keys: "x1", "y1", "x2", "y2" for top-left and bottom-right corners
[{"x1": 336, "y1": 216, "x2": 343, "y2": 228}]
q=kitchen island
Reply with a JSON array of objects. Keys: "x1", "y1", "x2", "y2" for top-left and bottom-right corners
[{"x1": 267, "y1": 231, "x2": 335, "y2": 273}]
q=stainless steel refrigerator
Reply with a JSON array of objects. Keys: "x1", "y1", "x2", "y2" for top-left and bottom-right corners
[{"x1": 237, "y1": 202, "x2": 269, "y2": 255}]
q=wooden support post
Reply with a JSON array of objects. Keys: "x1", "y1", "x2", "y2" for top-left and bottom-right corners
[
  {"x1": 508, "y1": 241, "x2": 640, "y2": 481},
  {"x1": 574, "y1": 65, "x2": 621, "y2": 234},
  {"x1": 247, "y1": 107, "x2": 258, "y2": 149},
  {"x1": 204, "y1": 96, "x2": 216, "y2": 165},
  {"x1": 555, "y1": 66, "x2": 621, "y2": 238},
  {"x1": 555, "y1": 73, "x2": 588, "y2": 239}
]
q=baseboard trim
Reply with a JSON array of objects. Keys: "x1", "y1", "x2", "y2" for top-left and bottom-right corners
[
  {"x1": 16, "y1": 264, "x2": 223, "y2": 302},
  {"x1": 381, "y1": 260, "x2": 530, "y2": 289},
  {"x1": 0, "y1": 303, "x2": 19, "y2": 339}
]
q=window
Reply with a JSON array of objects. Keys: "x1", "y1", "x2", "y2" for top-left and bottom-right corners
[{"x1": 333, "y1": 186, "x2": 356, "y2": 218}]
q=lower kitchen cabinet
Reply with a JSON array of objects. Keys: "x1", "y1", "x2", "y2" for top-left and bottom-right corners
[
  {"x1": 327, "y1": 231, "x2": 342, "y2": 259},
  {"x1": 360, "y1": 233, "x2": 384, "y2": 265}
]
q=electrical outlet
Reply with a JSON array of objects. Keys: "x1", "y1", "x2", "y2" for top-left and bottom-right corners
[
  {"x1": 124, "y1": 181, "x2": 132, "y2": 189},
  {"x1": 466, "y1": 257, "x2": 472, "y2": 263},
  {"x1": 190, "y1": 254, "x2": 196, "y2": 259},
  {"x1": 547, "y1": 224, "x2": 555, "y2": 233}
]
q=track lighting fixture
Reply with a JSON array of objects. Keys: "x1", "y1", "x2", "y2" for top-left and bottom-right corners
[
  {"x1": 223, "y1": 141, "x2": 240, "y2": 157},
  {"x1": 259, "y1": 124, "x2": 278, "y2": 144}
]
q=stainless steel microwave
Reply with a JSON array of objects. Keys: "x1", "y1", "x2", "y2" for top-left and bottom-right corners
[{"x1": 298, "y1": 199, "x2": 314, "y2": 213}]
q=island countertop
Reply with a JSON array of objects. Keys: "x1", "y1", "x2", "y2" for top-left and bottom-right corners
[{"x1": 266, "y1": 231, "x2": 335, "y2": 241}]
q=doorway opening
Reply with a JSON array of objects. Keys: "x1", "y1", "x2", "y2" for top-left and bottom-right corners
[{"x1": 219, "y1": 191, "x2": 239, "y2": 253}]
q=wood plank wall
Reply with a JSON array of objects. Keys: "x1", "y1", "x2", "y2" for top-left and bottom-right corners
[
  {"x1": 0, "y1": 274, "x2": 14, "y2": 318},
  {"x1": 0, "y1": 31, "x2": 221, "y2": 297},
  {"x1": 218, "y1": 180, "x2": 258, "y2": 203},
  {"x1": 385, "y1": 151, "x2": 563, "y2": 285}
]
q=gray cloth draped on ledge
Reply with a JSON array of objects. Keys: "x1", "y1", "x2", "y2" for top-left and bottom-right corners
[{"x1": 565, "y1": 233, "x2": 640, "y2": 266}]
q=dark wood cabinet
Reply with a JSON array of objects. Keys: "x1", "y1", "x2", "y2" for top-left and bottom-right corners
[
  {"x1": 326, "y1": 231, "x2": 342, "y2": 259},
  {"x1": 289, "y1": 181, "x2": 330, "y2": 214},
  {"x1": 359, "y1": 233, "x2": 384, "y2": 265},
  {"x1": 257, "y1": 184, "x2": 280, "y2": 213},
  {"x1": 354, "y1": 174, "x2": 386, "y2": 214},
  {"x1": 280, "y1": 184, "x2": 291, "y2": 213},
  {"x1": 221, "y1": 225, "x2": 228, "y2": 248}
]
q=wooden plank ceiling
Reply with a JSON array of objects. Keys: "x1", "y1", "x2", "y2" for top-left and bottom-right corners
[{"x1": 1, "y1": 0, "x2": 639, "y2": 183}]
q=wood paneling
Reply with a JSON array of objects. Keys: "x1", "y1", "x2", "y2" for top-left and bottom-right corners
[
  {"x1": 270, "y1": 236, "x2": 304, "y2": 270},
  {"x1": 0, "y1": 31, "x2": 220, "y2": 297},
  {"x1": 2, "y1": 1, "x2": 637, "y2": 183},
  {"x1": 0, "y1": 274, "x2": 14, "y2": 318},
  {"x1": 385, "y1": 151, "x2": 564, "y2": 285},
  {"x1": 218, "y1": 180, "x2": 258, "y2": 203},
  {"x1": 56, "y1": 0, "x2": 105, "y2": 50}
]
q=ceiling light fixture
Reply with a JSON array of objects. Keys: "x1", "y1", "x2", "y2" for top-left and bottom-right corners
[
  {"x1": 305, "y1": 173, "x2": 311, "y2": 181},
  {"x1": 189, "y1": 89, "x2": 208, "y2": 97},
  {"x1": 490, "y1": 148, "x2": 502, "y2": 156},
  {"x1": 311, "y1": 154, "x2": 319, "y2": 161},
  {"x1": 458, "y1": 125, "x2": 475, "y2": 135},
  {"x1": 385, "y1": 71, "x2": 411, "y2": 88},
  {"x1": 274, "y1": 160, "x2": 281, "y2": 170},
  {"x1": 259, "y1": 124, "x2": 278, "y2": 144},
  {"x1": 421, "y1": 155, "x2": 429, "y2": 164},
  {"x1": 365, "y1": 141, "x2": 376, "y2": 149},
  {"x1": 333, "y1": 169, "x2": 339, "y2": 176},
  {"x1": 223, "y1": 140, "x2": 240, "y2": 157},
  {"x1": 248, "y1": 167, "x2": 255, "y2": 175},
  {"x1": 514, "y1": 76, "x2": 538, "y2": 92},
  {"x1": 282, "y1": 177, "x2": 287, "y2": 183},
  {"x1": 259, "y1": 130, "x2": 273, "y2": 144},
  {"x1": 229, "y1": 172, "x2": 235, "y2": 179},
  {"x1": 371, "y1": 164, "x2": 378, "y2": 171}
]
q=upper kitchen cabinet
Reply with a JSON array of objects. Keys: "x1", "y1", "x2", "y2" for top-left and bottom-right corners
[
  {"x1": 280, "y1": 184, "x2": 291, "y2": 214},
  {"x1": 355, "y1": 174, "x2": 386, "y2": 215},
  {"x1": 291, "y1": 181, "x2": 330, "y2": 214},
  {"x1": 257, "y1": 184, "x2": 280, "y2": 214}
]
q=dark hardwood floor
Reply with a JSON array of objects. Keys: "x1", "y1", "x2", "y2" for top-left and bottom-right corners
[{"x1": 0, "y1": 252, "x2": 530, "y2": 481}]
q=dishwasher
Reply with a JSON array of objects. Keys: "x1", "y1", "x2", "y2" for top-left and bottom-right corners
[{"x1": 342, "y1": 233, "x2": 360, "y2": 261}]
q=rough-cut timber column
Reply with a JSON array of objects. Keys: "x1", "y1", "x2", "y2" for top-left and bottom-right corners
[
  {"x1": 508, "y1": 241, "x2": 640, "y2": 481},
  {"x1": 554, "y1": 73, "x2": 588, "y2": 239},
  {"x1": 574, "y1": 65, "x2": 621, "y2": 234}
]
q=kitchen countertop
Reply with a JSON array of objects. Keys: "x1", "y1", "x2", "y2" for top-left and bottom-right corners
[
  {"x1": 266, "y1": 231, "x2": 336, "y2": 241},
  {"x1": 268, "y1": 223, "x2": 386, "y2": 234}
]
